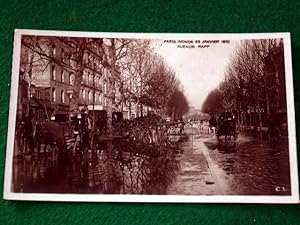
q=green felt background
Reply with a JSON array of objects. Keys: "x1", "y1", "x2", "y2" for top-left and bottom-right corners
[{"x1": 0, "y1": 0, "x2": 300, "y2": 224}]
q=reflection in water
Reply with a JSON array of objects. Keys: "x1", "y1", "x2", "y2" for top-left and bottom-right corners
[
  {"x1": 13, "y1": 140, "x2": 180, "y2": 194},
  {"x1": 12, "y1": 131, "x2": 291, "y2": 196}
]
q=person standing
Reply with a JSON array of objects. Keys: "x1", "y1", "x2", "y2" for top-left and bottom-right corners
[{"x1": 209, "y1": 115, "x2": 217, "y2": 134}]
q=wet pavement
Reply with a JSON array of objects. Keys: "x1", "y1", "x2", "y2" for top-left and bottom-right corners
[
  {"x1": 167, "y1": 129, "x2": 291, "y2": 195},
  {"x1": 12, "y1": 126, "x2": 291, "y2": 195}
]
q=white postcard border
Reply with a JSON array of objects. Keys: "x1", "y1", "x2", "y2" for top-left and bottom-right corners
[{"x1": 3, "y1": 29, "x2": 299, "y2": 203}]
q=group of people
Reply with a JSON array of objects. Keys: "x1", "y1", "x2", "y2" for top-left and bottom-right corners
[{"x1": 16, "y1": 107, "x2": 105, "y2": 154}]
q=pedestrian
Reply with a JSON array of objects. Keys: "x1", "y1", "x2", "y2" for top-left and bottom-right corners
[{"x1": 209, "y1": 116, "x2": 217, "y2": 134}]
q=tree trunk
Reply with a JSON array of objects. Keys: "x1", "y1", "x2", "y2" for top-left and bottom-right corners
[
  {"x1": 259, "y1": 111, "x2": 262, "y2": 140},
  {"x1": 136, "y1": 100, "x2": 140, "y2": 118},
  {"x1": 107, "y1": 87, "x2": 113, "y2": 136},
  {"x1": 69, "y1": 42, "x2": 86, "y2": 113}
]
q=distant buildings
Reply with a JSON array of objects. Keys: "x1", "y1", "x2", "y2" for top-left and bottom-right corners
[{"x1": 183, "y1": 106, "x2": 210, "y2": 121}]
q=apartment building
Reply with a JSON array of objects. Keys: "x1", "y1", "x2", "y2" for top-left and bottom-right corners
[{"x1": 20, "y1": 36, "x2": 120, "y2": 119}]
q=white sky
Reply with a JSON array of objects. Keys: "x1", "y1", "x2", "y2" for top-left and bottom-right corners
[{"x1": 152, "y1": 40, "x2": 238, "y2": 109}]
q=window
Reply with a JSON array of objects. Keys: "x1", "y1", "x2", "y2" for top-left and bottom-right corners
[
  {"x1": 69, "y1": 73, "x2": 75, "y2": 86},
  {"x1": 89, "y1": 91, "x2": 93, "y2": 102},
  {"x1": 95, "y1": 76, "x2": 100, "y2": 88},
  {"x1": 51, "y1": 44, "x2": 56, "y2": 57},
  {"x1": 104, "y1": 82, "x2": 107, "y2": 94},
  {"x1": 89, "y1": 73, "x2": 93, "y2": 85},
  {"x1": 82, "y1": 89, "x2": 85, "y2": 100},
  {"x1": 99, "y1": 93, "x2": 102, "y2": 104},
  {"x1": 85, "y1": 90, "x2": 89, "y2": 100},
  {"x1": 83, "y1": 71, "x2": 88, "y2": 84},
  {"x1": 61, "y1": 69, "x2": 65, "y2": 83},
  {"x1": 61, "y1": 48, "x2": 65, "y2": 61},
  {"x1": 61, "y1": 90, "x2": 65, "y2": 103},
  {"x1": 95, "y1": 92, "x2": 99, "y2": 104},
  {"x1": 52, "y1": 88, "x2": 56, "y2": 102},
  {"x1": 51, "y1": 65, "x2": 56, "y2": 80}
]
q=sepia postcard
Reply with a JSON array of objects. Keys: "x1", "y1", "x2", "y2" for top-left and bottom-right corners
[{"x1": 3, "y1": 30, "x2": 299, "y2": 203}]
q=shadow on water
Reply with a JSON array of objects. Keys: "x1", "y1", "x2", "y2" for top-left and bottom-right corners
[{"x1": 12, "y1": 140, "x2": 181, "y2": 195}]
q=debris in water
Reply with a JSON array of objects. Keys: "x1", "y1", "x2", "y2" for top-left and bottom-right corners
[{"x1": 205, "y1": 180, "x2": 215, "y2": 185}]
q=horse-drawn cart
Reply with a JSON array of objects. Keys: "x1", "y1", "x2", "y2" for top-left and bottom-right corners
[{"x1": 216, "y1": 118, "x2": 238, "y2": 141}]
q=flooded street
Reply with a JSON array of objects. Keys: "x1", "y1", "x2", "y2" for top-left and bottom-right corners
[
  {"x1": 12, "y1": 126, "x2": 291, "y2": 195},
  {"x1": 167, "y1": 127, "x2": 291, "y2": 195}
]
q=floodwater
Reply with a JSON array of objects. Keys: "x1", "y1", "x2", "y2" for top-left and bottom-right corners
[
  {"x1": 202, "y1": 135, "x2": 291, "y2": 195},
  {"x1": 12, "y1": 140, "x2": 180, "y2": 194},
  {"x1": 12, "y1": 127, "x2": 291, "y2": 195}
]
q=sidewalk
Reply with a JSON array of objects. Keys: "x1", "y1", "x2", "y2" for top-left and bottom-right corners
[{"x1": 166, "y1": 130, "x2": 230, "y2": 195}]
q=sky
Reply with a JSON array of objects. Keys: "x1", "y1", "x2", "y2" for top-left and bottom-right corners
[{"x1": 152, "y1": 39, "x2": 238, "y2": 110}]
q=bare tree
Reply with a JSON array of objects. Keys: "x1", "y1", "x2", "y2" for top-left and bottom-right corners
[
  {"x1": 203, "y1": 38, "x2": 286, "y2": 130},
  {"x1": 167, "y1": 88, "x2": 189, "y2": 119}
]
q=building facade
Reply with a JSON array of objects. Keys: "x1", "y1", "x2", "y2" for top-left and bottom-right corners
[{"x1": 20, "y1": 36, "x2": 121, "y2": 119}]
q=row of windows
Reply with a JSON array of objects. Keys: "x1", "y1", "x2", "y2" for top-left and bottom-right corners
[
  {"x1": 82, "y1": 72, "x2": 101, "y2": 87},
  {"x1": 50, "y1": 43, "x2": 110, "y2": 88},
  {"x1": 82, "y1": 70, "x2": 109, "y2": 88},
  {"x1": 50, "y1": 65, "x2": 109, "y2": 91},
  {"x1": 51, "y1": 89, "x2": 65, "y2": 103},
  {"x1": 80, "y1": 89, "x2": 103, "y2": 104},
  {"x1": 85, "y1": 51, "x2": 104, "y2": 68},
  {"x1": 51, "y1": 88, "x2": 106, "y2": 105},
  {"x1": 51, "y1": 45, "x2": 72, "y2": 65},
  {"x1": 82, "y1": 74, "x2": 108, "y2": 94},
  {"x1": 51, "y1": 65, "x2": 75, "y2": 85},
  {"x1": 51, "y1": 43, "x2": 110, "y2": 71},
  {"x1": 51, "y1": 44, "x2": 104, "y2": 68}
]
